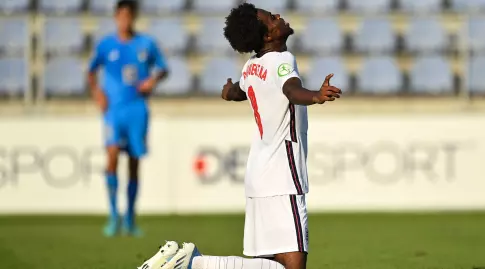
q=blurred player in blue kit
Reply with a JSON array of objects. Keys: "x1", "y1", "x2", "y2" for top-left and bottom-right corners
[{"x1": 87, "y1": 0, "x2": 168, "y2": 237}]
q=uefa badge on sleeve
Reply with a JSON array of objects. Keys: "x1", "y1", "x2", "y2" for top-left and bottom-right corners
[{"x1": 277, "y1": 63, "x2": 293, "y2": 77}]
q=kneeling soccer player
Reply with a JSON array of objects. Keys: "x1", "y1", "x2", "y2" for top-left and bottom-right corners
[{"x1": 138, "y1": 3, "x2": 341, "y2": 269}]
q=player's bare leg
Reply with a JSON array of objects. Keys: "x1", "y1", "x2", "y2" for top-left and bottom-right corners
[
  {"x1": 123, "y1": 156, "x2": 143, "y2": 236},
  {"x1": 104, "y1": 145, "x2": 120, "y2": 237},
  {"x1": 274, "y1": 252, "x2": 307, "y2": 269}
]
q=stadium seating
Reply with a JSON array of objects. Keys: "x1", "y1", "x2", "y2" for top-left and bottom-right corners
[
  {"x1": 92, "y1": 18, "x2": 116, "y2": 45},
  {"x1": 451, "y1": 0, "x2": 485, "y2": 11},
  {"x1": 0, "y1": 0, "x2": 482, "y2": 100},
  {"x1": 193, "y1": 0, "x2": 237, "y2": 14},
  {"x1": 347, "y1": 0, "x2": 392, "y2": 13},
  {"x1": 0, "y1": 0, "x2": 30, "y2": 14},
  {"x1": 199, "y1": 57, "x2": 240, "y2": 94},
  {"x1": 88, "y1": 0, "x2": 117, "y2": 14},
  {"x1": 43, "y1": 57, "x2": 85, "y2": 96},
  {"x1": 355, "y1": 18, "x2": 395, "y2": 53},
  {"x1": 299, "y1": 18, "x2": 343, "y2": 55},
  {"x1": 405, "y1": 18, "x2": 447, "y2": 53},
  {"x1": 295, "y1": 0, "x2": 339, "y2": 13},
  {"x1": 147, "y1": 18, "x2": 189, "y2": 55},
  {"x1": 467, "y1": 18, "x2": 485, "y2": 53},
  {"x1": 246, "y1": 0, "x2": 288, "y2": 14},
  {"x1": 358, "y1": 56, "x2": 401, "y2": 94},
  {"x1": 0, "y1": 18, "x2": 28, "y2": 56},
  {"x1": 410, "y1": 56, "x2": 453, "y2": 94},
  {"x1": 141, "y1": 0, "x2": 186, "y2": 14},
  {"x1": 197, "y1": 18, "x2": 233, "y2": 55},
  {"x1": 39, "y1": 0, "x2": 83, "y2": 14},
  {"x1": 0, "y1": 57, "x2": 27, "y2": 95},
  {"x1": 305, "y1": 57, "x2": 349, "y2": 92},
  {"x1": 155, "y1": 57, "x2": 192, "y2": 95},
  {"x1": 43, "y1": 18, "x2": 84, "y2": 56},
  {"x1": 468, "y1": 56, "x2": 485, "y2": 93},
  {"x1": 399, "y1": 0, "x2": 442, "y2": 13}
]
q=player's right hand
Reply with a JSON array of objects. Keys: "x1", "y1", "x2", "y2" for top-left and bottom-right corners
[
  {"x1": 313, "y1": 74, "x2": 342, "y2": 104},
  {"x1": 221, "y1": 78, "x2": 234, "y2": 101}
]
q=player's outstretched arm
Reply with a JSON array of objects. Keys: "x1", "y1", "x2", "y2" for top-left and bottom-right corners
[
  {"x1": 282, "y1": 74, "x2": 341, "y2": 106},
  {"x1": 221, "y1": 78, "x2": 248, "y2": 102}
]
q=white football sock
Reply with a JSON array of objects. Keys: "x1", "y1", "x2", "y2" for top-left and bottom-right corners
[{"x1": 191, "y1": 256, "x2": 285, "y2": 269}]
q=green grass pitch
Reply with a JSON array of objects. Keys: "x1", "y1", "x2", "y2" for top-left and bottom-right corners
[{"x1": 1, "y1": 213, "x2": 485, "y2": 269}]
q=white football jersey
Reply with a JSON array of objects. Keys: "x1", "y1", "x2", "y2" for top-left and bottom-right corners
[{"x1": 239, "y1": 51, "x2": 309, "y2": 198}]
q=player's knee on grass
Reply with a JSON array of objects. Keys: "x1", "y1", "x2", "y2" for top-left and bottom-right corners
[
  {"x1": 128, "y1": 157, "x2": 140, "y2": 181},
  {"x1": 274, "y1": 252, "x2": 307, "y2": 269},
  {"x1": 106, "y1": 146, "x2": 120, "y2": 174}
]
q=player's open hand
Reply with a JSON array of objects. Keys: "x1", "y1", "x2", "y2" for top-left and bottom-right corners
[
  {"x1": 221, "y1": 78, "x2": 234, "y2": 101},
  {"x1": 313, "y1": 74, "x2": 342, "y2": 104}
]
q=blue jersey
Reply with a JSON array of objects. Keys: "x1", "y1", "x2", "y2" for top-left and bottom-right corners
[{"x1": 89, "y1": 33, "x2": 167, "y2": 110}]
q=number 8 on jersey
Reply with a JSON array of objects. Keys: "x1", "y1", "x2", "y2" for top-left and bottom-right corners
[{"x1": 248, "y1": 86, "x2": 263, "y2": 139}]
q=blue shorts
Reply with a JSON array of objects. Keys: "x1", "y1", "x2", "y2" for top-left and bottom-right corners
[{"x1": 103, "y1": 103, "x2": 149, "y2": 158}]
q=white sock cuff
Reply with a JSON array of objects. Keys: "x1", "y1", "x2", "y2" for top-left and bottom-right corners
[{"x1": 192, "y1": 256, "x2": 285, "y2": 269}]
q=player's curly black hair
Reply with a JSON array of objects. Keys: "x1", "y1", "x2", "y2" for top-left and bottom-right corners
[
  {"x1": 224, "y1": 3, "x2": 268, "y2": 54},
  {"x1": 116, "y1": 0, "x2": 138, "y2": 14}
]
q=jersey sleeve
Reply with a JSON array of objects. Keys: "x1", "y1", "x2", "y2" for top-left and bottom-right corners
[
  {"x1": 149, "y1": 39, "x2": 168, "y2": 72},
  {"x1": 88, "y1": 40, "x2": 105, "y2": 73},
  {"x1": 274, "y1": 52, "x2": 300, "y2": 90},
  {"x1": 239, "y1": 61, "x2": 249, "y2": 92},
  {"x1": 239, "y1": 73, "x2": 245, "y2": 90}
]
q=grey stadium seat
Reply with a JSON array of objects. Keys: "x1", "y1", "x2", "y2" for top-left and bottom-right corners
[
  {"x1": 300, "y1": 18, "x2": 343, "y2": 55},
  {"x1": 347, "y1": 0, "x2": 392, "y2": 13},
  {"x1": 0, "y1": 57, "x2": 28, "y2": 95},
  {"x1": 93, "y1": 18, "x2": 116, "y2": 45},
  {"x1": 43, "y1": 18, "x2": 84, "y2": 56},
  {"x1": 358, "y1": 56, "x2": 401, "y2": 94},
  {"x1": 410, "y1": 56, "x2": 453, "y2": 94},
  {"x1": 295, "y1": 0, "x2": 339, "y2": 13},
  {"x1": 305, "y1": 57, "x2": 349, "y2": 93},
  {"x1": 0, "y1": 18, "x2": 29, "y2": 56},
  {"x1": 43, "y1": 58, "x2": 85, "y2": 96},
  {"x1": 0, "y1": 0, "x2": 30, "y2": 14},
  {"x1": 355, "y1": 18, "x2": 395, "y2": 53},
  {"x1": 193, "y1": 0, "x2": 237, "y2": 14},
  {"x1": 141, "y1": 0, "x2": 186, "y2": 14},
  {"x1": 39, "y1": 0, "x2": 83, "y2": 14},
  {"x1": 197, "y1": 18, "x2": 233, "y2": 55},
  {"x1": 200, "y1": 57, "x2": 239, "y2": 94},
  {"x1": 147, "y1": 18, "x2": 189, "y2": 55},
  {"x1": 452, "y1": 0, "x2": 485, "y2": 11},
  {"x1": 399, "y1": 0, "x2": 442, "y2": 13},
  {"x1": 246, "y1": 0, "x2": 288, "y2": 14},
  {"x1": 469, "y1": 56, "x2": 485, "y2": 93},
  {"x1": 155, "y1": 58, "x2": 192, "y2": 95},
  {"x1": 467, "y1": 18, "x2": 485, "y2": 53},
  {"x1": 405, "y1": 18, "x2": 447, "y2": 53},
  {"x1": 89, "y1": 0, "x2": 117, "y2": 14}
]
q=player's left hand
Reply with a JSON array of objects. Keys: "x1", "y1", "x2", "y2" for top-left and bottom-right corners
[
  {"x1": 313, "y1": 74, "x2": 342, "y2": 104},
  {"x1": 138, "y1": 77, "x2": 157, "y2": 94}
]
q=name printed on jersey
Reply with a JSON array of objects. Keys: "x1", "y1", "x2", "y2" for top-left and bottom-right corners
[{"x1": 243, "y1": 63, "x2": 267, "y2": 81}]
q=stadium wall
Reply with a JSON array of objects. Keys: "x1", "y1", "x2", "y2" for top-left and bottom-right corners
[{"x1": 1, "y1": 114, "x2": 485, "y2": 214}]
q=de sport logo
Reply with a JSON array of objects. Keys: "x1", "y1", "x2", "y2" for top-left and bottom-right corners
[
  {"x1": 278, "y1": 63, "x2": 293, "y2": 77},
  {"x1": 192, "y1": 147, "x2": 248, "y2": 184}
]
